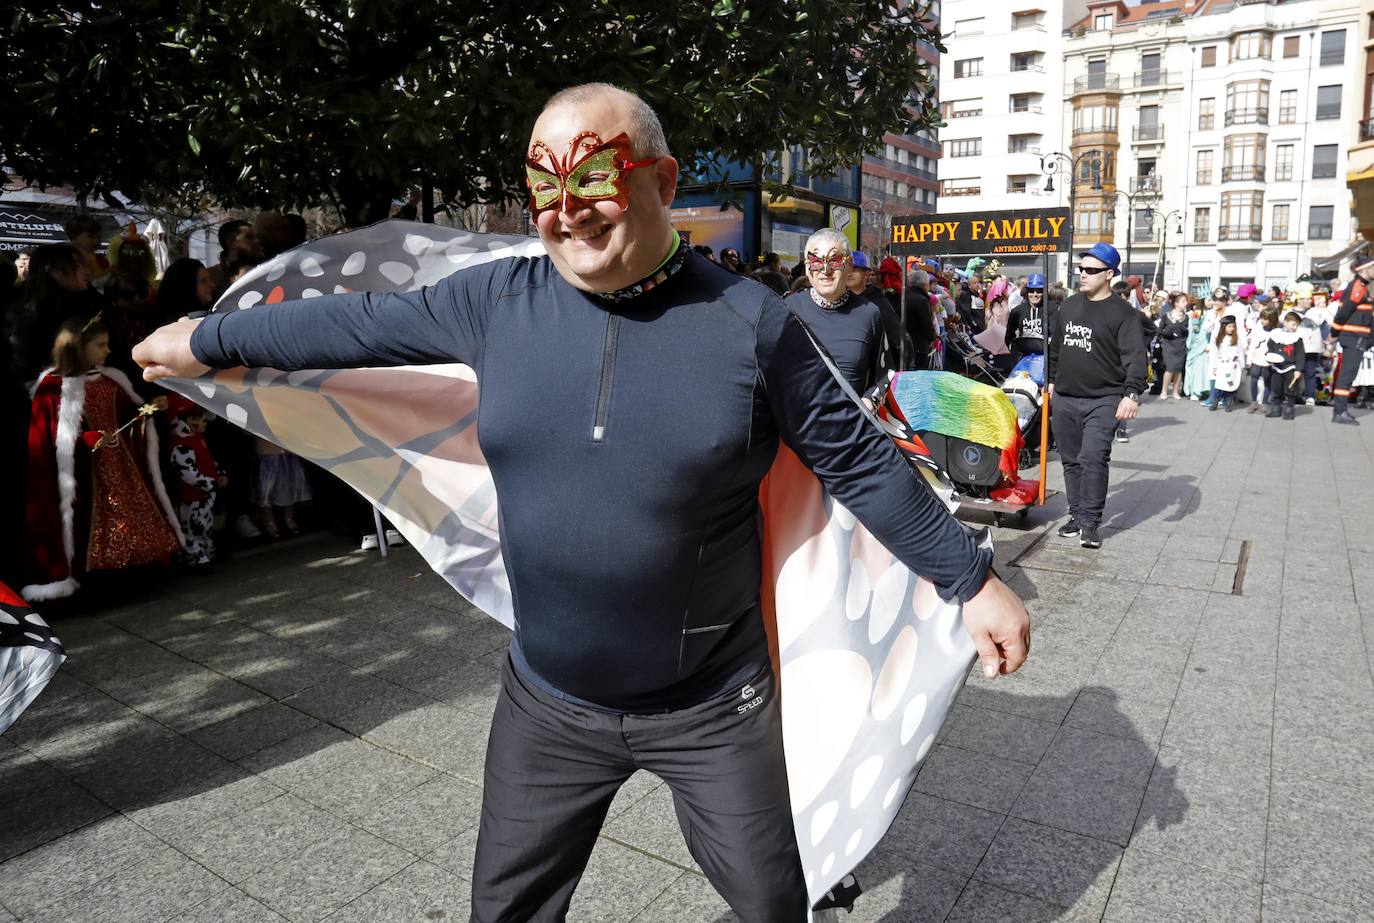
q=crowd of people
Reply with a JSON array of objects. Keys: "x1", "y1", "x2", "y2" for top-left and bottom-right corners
[{"x1": 0, "y1": 212, "x2": 370, "y2": 604}]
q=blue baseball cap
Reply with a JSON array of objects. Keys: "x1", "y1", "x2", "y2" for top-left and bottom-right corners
[
  {"x1": 850, "y1": 251, "x2": 870, "y2": 269},
  {"x1": 1077, "y1": 242, "x2": 1121, "y2": 274},
  {"x1": 1028, "y1": 273, "x2": 1046, "y2": 290}
]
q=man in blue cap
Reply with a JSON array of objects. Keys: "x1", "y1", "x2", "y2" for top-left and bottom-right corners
[
  {"x1": 1005, "y1": 272, "x2": 1048, "y2": 358},
  {"x1": 1046, "y1": 243, "x2": 1147, "y2": 549}
]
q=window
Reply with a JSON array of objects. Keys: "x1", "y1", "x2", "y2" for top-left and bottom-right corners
[
  {"x1": 1226, "y1": 80, "x2": 1270, "y2": 125},
  {"x1": 1201, "y1": 46, "x2": 1217, "y2": 67},
  {"x1": 1309, "y1": 205, "x2": 1334, "y2": 239},
  {"x1": 1073, "y1": 104, "x2": 1118, "y2": 133},
  {"x1": 1007, "y1": 134, "x2": 1040, "y2": 153},
  {"x1": 1011, "y1": 53, "x2": 1042, "y2": 73},
  {"x1": 1194, "y1": 208, "x2": 1211, "y2": 243},
  {"x1": 945, "y1": 138, "x2": 981, "y2": 158},
  {"x1": 1134, "y1": 208, "x2": 1155, "y2": 242},
  {"x1": 1274, "y1": 144, "x2": 1294, "y2": 181},
  {"x1": 1007, "y1": 175, "x2": 1034, "y2": 193},
  {"x1": 1223, "y1": 134, "x2": 1266, "y2": 182},
  {"x1": 1272, "y1": 204, "x2": 1290, "y2": 241},
  {"x1": 1199, "y1": 98, "x2": 1215, "y2": 130},
  {"x1": 1312, "y1": 144, "x2": 1338, "y2": 178},
  {"x1": 955, "y1": 17, "x2": 985, "y2": 35},
  {"x1": 1094, "y1": 12, "x2": 1113, "y2": 30},
  {"x1": 1012, "y1": 10, "x2": 1044, "y2": 30},
  {"x1": 1139, "y1": 52, "x2": 1163, "y2": 86},
  {"x1": 1278, "y1": 89, "x2": 1297, "y2": 124},
  {"x1": 1010, "y1": 93, "x2": 1041, "y2": 113},
  {"x1": 1220, "y1": 192, "x2": 1264, "y2": 240},
  {"x1": 1283, "y1": 35, "x2": 1300, "y2": 58},
  {"x1": 1196, "y1": 149, "x2": 1214, "y2": 185},
  {"x1": 1321, "y1": 29, "x2": 1346, "y2": 66},
  {"x1": 1076, "y1": 201, "x2": 1106, "y2": 234},
  {"x1": 941, "y1": 179, "x2": 981, "y2": 196},
  {"x1": 954, "y1": 58, "x2": 983, "y2": 78},
  {"x1": 1077, "y1": 152, "x2": 1116, "y2": 188},
  {"x1": 1316, "y1": 85, "x2": 1342, "y2": 120},
  {"x1": 1231, "y1": 31, "x2": 1273, "y2": 61},
  {"x1": 940, "y1": 98, "x2": 983, "y2": 119}
]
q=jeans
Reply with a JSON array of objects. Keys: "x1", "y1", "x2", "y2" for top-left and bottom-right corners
[
  {"x1": 1304, "y1": 355, "x2": 1321, "y2": 400},
  {"x1": 1207, "y1": 385, "x2": 1237, "y2": 407},
  {"x1": 1050, "y1": 394, "x2": 1119, "y2": 530}
]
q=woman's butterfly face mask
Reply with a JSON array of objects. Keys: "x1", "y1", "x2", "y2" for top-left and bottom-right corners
[{"x1": 525, "y1": 131, "x2": 659, "y2": 216}]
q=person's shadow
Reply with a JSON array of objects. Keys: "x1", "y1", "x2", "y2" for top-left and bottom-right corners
[{"x1": 1102, "y1": 473, "x2": 1198, "y2": 531}]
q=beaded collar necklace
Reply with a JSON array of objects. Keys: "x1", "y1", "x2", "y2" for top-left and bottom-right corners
[
  {"x1": 808, "y1": 287, "x2": 852, "y2": 311},
  {"x1": 593, "y1": 232, "x2": 688, "y2": 303}
]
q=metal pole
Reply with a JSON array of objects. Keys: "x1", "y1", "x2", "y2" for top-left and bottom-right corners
[
  {"x1": 1125, "y1": 194, "x2": 1134, "y2": 278},
  {"x1": 899, "y1": 280, "x2": 909, "y2": 369}
]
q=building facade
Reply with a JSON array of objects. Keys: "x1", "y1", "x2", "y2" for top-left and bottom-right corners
[{"x1": 1347, "y1": 0, "x2": 1374, "y2": 244}]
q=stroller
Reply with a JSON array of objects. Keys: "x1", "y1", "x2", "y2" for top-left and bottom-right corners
[
  {"x1": 1001, "y1": 336, "x2": 1047, "y2": 470},
  {"x1": 943, "y1": 327, "x2": 1003, "y2": 386}
]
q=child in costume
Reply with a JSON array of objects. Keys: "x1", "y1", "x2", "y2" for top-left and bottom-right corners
[
  {"x1": 1264, "y1": 310, "x2": 1307, "y2": 420},
  {"x1": 253, "y1": 437, "x2": 312, "y2": 537},
  {"x1": 1183, "y1": 306, "x2": 1211, "y2": 400},
  {"x1": 1245, "y1": 307, "x2": 1279, "y2": 413},
  {"x1": 1205, "y1": 316, "x2": 1243, "y2": 411},
  {"x1": 167, "y1": 396, "x2": 225, "y2": 567},
  {"x1": 23, "y1": 317, "x2": 182, "y2": 601}
]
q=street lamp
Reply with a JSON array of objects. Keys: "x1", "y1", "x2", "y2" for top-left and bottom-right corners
[
  {"x1": 1147, "y1": 208, "x2": 1183, "y2": 290},
  {"x1": 1040, "y1": 149, "x2": 1103, "y2": 285},
  {"x1": 1101, "y1": 185, "x2": 1155, "y2": 278}
]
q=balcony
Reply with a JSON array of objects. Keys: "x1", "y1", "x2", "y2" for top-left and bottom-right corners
[
  {"x1": 1224, "y1": 108, "x2": 1269, "y2": 126},
  {"x1": 941, "y1": 185, "x2": 981, "y2": 197},
  {"x1": 1132, "y1": 70, "x2": 1176, "y2": 88},
  {"x1": 1218, "y1": 225, "x2": 1263, "y2": 242},
  {"x1": 1007, "y1": 143, "x2": 1043, "y2": 155},
  {"x1": 1010, "y1": 63, "x2": 1046, "y2": 73},
  {"x1": 1010, "y1": 105, "x2": 1045, "y2": 114},
  {"x1": 1361, "y1": 118, "x2": 1374, "y2": 142},
  {"x1": 1071, "y1": 74, "x2": 1121, "y2": 94},
  {"x1": 1132, "y1": 125, "x2": 1164, "y2": 142},
  {"x1": 1128, "y1": 175, "x2": 1162, "y2": 195},
  {"x1": 1131, "y1": 228, "x2": 1162, "y2": 244},
  {"x1": 1072, "y1": 125, "x2": 1118, "y2": 137},
  {"x1": 1221, "y1": 165, "x2": 1265, "y2": 182}
]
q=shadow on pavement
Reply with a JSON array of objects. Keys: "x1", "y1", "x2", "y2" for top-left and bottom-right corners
[{"x1": 1103, "y1": 473, "x2": 1197, "y2": 531}]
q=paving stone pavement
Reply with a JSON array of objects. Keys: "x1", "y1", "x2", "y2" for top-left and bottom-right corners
[{"x1": 4, "y1": 394, "x2": 1374, "y2": 921}]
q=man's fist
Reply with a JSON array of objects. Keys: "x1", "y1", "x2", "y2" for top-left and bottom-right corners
[{"x1": 133, "y1": 318, "x2": 210, "y2": 382}]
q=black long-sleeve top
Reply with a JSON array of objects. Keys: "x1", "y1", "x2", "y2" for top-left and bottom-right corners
[
  {"x1": 190, "y1": 251, "x2": 992, "y2": 711},
  {"x1": 1046, "y1": 292, "x2": 1148, "y2": 397}
]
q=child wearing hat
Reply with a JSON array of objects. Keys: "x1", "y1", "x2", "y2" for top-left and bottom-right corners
[
  {"x1": 1264, "y1": 311, "x2": 1307, "y2": 420},
  {"x1": 167, "y1": 396, "x2": 226, "y2": 567}
]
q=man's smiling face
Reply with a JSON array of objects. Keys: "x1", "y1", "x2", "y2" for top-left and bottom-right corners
[{"x1": 527, "y1": 91, "x2": 678, "y2": 293}]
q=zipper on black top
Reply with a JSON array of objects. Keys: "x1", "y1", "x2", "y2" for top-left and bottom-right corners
[{"x1": 592, "y1": 313, "x2": 620, "y2": 442}]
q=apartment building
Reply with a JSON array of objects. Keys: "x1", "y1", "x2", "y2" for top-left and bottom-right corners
[
  {"x1": 1347, "y1": 0, "x2": 1374, "y2": 245},
  {"x1": 935, "y1": 1, "x2": 1076, "y2": 272},
  {"x1": 1061, "y1": 0, "x2": 1362, "y2": 292}
]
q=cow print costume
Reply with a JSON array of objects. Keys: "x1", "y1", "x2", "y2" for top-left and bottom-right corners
[{"x1": 168, "y1": 416, "x2": 222, "y2": 566}]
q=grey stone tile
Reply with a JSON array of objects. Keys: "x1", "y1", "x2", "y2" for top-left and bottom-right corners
[
  {"x1": 1011, "y1": 768, "x2": 1145, "y2": 846},
  {"x1": 1221, "y1": 538, "x2": 1245, "y2": 564},
  {"x1": 1084, "y1": 660, "x2": 1181, "y2": 706},
  {"x1": 565, "y1": 838, "x2": 682, "y2": 922},
  {"x1": 359, "y1": 701, "x2": 490, "y2": 783},
  {"x1": 0, "y1": 745, "x2": 67, "y2": 798},
  {"x1": 188, "y1": 702, "x2": 322, "y2": 761},
  {"x1": 0, "y1": 778, "x2": 111, "y2": 861},
  {"x1": 937, "y1": 704, "x2": 1058, "y2": 766},
  {"x1": 973, "y1": 817, "x2": 1121, "y2": 914},
  {"x1": 913, "y1": 743, "x2": 1035, "y2": 814},
  {"x1": 322, "y1": 859, "x2": 471, "y2": 922},
  {"x1": 170, "y1": 793, "x2": 352, "y2": 884},
  {"x1": 424, "y1": 826, "x2": 478, "y2": 881},
  {"x1": 1260, "y1": 884, "x2": 1371, "y2": 923},
  {"x1": 233, "y1": 652, "x2": 353, "y2": 701},
  {"x1": 71, "y1": 733, "x2": 238, "y2": 812},
  {"x1": 1129, "y1": 761, "x2": 1266, "y2": 881},
  {"x1": 353, "y1": 773, "x2": 483, "y2": 856},
  {"x1": 1148, "y1": 555, "x2": 1227, "y2": 592},
  {"x1": 1102, "y1": 848, "x2": 1260, "y2": 923},
  {"x1": 1036, "y1": 725, "x2": 1157, "y2": 789},
  {"x1": 166, "y1": 888, "x2": 290, "y2": 922},
  {"x1": 35, "y1": 846, "x2": 230, "y2": 923},
  {"x1": 1271, "y1": 696, "x2": 1374, "y2": 788},
  {"x1": 946, "y1": 880, "x2": 1099, "y2": 922},
  {"x1": 605, "y1": 769, "x2": 665, "y2": 822},
  {"x1": 628, "y1": 872, "x2": 736, "y2": 922},
  {"x1": 237, "y1": 724, "x2": 377, "y2": 791},
  {"x1": 280, "y1": 671, "x2": 404, "y2": 725},
  {"x1": 0, "y1": 814, "x2": 161, "y2": 919},
  {"x1": 293, "y1": 746, "x2": 437, "y2": 821},
  {"x1": 1265, "y1": 773, "x2": 1374, "y2": 909},
  {"x1": 240, "y1": 824, "x2": 416, "y2": 922},
  {"x1": 604, "y1": 784, "x2": 697, "y2": 871},
  {"x1": 876, "y1": 791, "x2": 1005, "y2": 878}
]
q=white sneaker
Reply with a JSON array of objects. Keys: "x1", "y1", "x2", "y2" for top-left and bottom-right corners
[
  {"x1": 384, "y1": 529, "x2": 404, "y2": 547},
  {"x1": 1306, "y1": 398, "x2": 1316, "y2": 406},
  {"x1": 360, "y1": 534, "x2": 379, "y2": 551},
  {"x1": 1189, "y1": 394, "x2": 1200, "y2": 401},
  {"x1": 234, "y1": 515, "x2": 262, "y2": 539}
]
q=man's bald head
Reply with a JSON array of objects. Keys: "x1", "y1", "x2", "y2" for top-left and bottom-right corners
[{"x1": 539, "y1": 83, "x2": 669, "y2": 160}]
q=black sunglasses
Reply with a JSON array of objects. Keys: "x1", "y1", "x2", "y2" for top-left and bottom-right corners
[{"x1": 1077, "y1": 265, "x2": 1111, "y2": 275}]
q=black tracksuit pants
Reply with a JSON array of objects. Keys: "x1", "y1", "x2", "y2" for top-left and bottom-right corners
[
  {"x1": 470, "y1": 655, "x2": 806, "y2": 922},
  {"x1": 1332, "y1": 343, "x2": 1365, "y2": 415},
  {"x1": 1051, "y1": 394, "x2": 1119, "y2": 530}
]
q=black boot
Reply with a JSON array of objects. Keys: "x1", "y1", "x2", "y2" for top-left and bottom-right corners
[
  {"x1": 1333, "y1": 411, "x2": 1360, "y2": 425},
  {"x1": 1265, "y1": 404, "x2": 1282, "y2": 418},
  {"x1": 1282, "y1": 404, "x2": 1295, "y2": 420}
]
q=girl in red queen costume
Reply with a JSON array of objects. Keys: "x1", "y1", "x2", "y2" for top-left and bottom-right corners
[{"x1": 23, "y1": 317, "x2": 183, "y2": 602}]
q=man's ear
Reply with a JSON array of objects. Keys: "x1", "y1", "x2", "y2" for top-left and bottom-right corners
[{"x1": 655, "y1": 157, "x2": 680, "y2": 207}]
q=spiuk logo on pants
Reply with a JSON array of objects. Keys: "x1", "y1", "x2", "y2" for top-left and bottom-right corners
[{"x1": 737, "y1": 683, "x2": 763, "y2": 715}]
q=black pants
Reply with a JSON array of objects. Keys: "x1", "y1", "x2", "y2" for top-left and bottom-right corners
[
  {"x1": 1267, "y1": 367, "x2": 1303, "y2": 407},
  {"x1": 1051, "y1": 394, "x2": 1118, "y2": 530},
  {"x1": 1332, "y1": 343, "x2": 1365, "y2": 414},
  {"x1": 471, "y1": 656, "x2": 805, "y2": 922}
]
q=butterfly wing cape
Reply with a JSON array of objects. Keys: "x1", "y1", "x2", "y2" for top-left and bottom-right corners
[
  {"x1": 0, "y1": 582, "x2": 66, "y2": 735},
  {"x1": 162, "y1": 221, "x2": 978, "y2": 907}
]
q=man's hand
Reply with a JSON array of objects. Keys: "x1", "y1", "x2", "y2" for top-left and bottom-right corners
[
  {"x1": 962, "y1": 573, "x2": 1031, "y2": 677},
  {"x1": 1115, "y1": 395, "x2": 1139, "y2": 420},
  {"x1": 133, "y1": 317, "x2": 210, "y2": 382},
  {"x1": 1046, "y1": 382, "x2": 1054, "y2": 398}
]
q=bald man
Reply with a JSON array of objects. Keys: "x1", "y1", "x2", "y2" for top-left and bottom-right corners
[{"x1": 135, "y1": 83, "x2": 1030, "y2": 921}]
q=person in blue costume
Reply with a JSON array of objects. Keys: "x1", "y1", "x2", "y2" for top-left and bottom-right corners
[
  {"x1": 134, "y1": 83, "x2": 1032, "y2": 921},
  {"x1": 1183, "y1": 300, "x2": 1212, "y2": 400}
]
